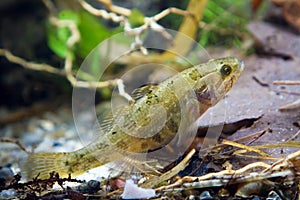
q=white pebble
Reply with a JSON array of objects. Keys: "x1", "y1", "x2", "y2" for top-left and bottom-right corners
[
  {"x1": 0, "y1": 189, "x2": 16, "y2": 197},
  {"x1": 121, "y1": 179, "x2": 155, "y2": 199}
]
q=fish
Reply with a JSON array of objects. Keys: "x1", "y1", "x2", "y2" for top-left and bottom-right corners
[{"x1": 22, "y1": 57, "x2": 244, "y2": 179}]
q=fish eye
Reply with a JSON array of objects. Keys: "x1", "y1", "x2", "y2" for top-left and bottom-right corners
[{"x1": 220, "y1": 64, "x2": 232, "y2": 76}]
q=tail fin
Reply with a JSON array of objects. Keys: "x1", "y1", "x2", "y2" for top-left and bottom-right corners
[{"x1": 22, "y1": 152, "x2": 71, "y2": 179}]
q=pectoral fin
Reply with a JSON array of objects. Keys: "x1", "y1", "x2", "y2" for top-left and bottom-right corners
[{"x1": 131, "y1": 84, "x2": 157, "y2": 101}]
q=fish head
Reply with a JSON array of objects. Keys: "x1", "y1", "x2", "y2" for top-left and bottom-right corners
[
  {"x1": 213, "y1": 57, "x2": 244, "y2": 94},
  {"x1": 195, "y1": 57, "x2": 244, "y2": 107}
]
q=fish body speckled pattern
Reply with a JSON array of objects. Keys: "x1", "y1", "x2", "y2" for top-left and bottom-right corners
[{"x1": 22, "y1": 57, "x2": 244, "y2": 179}]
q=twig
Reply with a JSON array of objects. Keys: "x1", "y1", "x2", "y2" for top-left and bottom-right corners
[
  {"x1": 273, "y1": 80, "x2": 300, "y2": 85},
  {"x1": 273, "y1": 79, "x2": 300, "y2": 111},
  {"x1": 158, "y1": 157, "x2": 298, "y2": 193},
  {"x1": 80, "y1": 0, "x2": 193, "y2": 56},
  {"x1": 117, "y1": 79, "x2": 134, "y2": 103},
  {"x1": 96, "y1": 0, "x2": 131, "y2": 16},
  {"x1": 234, "y1": 129, "x2": 267, "y2": 145},
  {"x1": 222, "y1": 139, "x2": 270, "y2": 157},
  {"x1": 0, "y1": 137, "x2": 30, "y2": 153},
  {"x1": 0, "y1": 48, "x2": 64, "y2": 75},
  {"x1": 263, "y1": 149, "x2": 300, "y2": 173},
  {"x1": 141, "y1": 149, "x2": 196, "y2": 188},
  {"x1": 252, "y1": 141, "x2": 300, "y2": 149},
  {"x1": 279, "y1": 99, "x2": 300, "y2": 111},
  {"x1": 252, "y1": 76, "x2": 269, "y2": 87},
  {"x1": 230, "y1": 154, "x2": 279, "y2": 161},
  {"x1": 180, "y1": 170, "x2": 292, "y2": 190},
  {"x1": 78, "y1": 0, "x2": 125, "y2": 23},
  {"x1": 0, "y1": 46, "x2": 121, "y2": 89},
  {"x1": 0, "y1": 45, "x2": 119, "y2": 90},
  {"x1": 156, "y1": 161, "x2": 271, "y2": 191},
  {"x1": 4, "y1": 172, "x2": 84, "y2": 192},
  {"x1": 287, "y1": 129, "x2": 300, "y2": 141}
]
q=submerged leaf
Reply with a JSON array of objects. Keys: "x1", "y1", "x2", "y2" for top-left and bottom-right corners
[
  {"x1": 47, "y1": 10, "x2": 80, "y2": 58},
  {"x1": 77, "y1": 11, "x2": 111, "y2": 58},
  {"x1": 46, "y1": 9, "x2": 112, "y2": 60},
  {"x1": 47, "y1": 23, "x2": 70, "y2": 58},
  {"x1": 128, "y1": 9, "x2": 145, "y2": 28}
]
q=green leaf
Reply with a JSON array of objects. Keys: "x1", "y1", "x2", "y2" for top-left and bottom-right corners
[
  {"x1": 77, "y1": 11, "x2": 111, "y2": 58},
  {"x1": 47, "y1": 22, "x2": 70, "y2": 58},
  {"x1": 59, "y1": 10, "x2": 80, "y2": 23},
  {"x1": 46, "y1": 9, "x2": 112, "y2": 60},
  {"x1": 199, "y1": 30, "x2": 209, "y2": 47},
  {"x1": 128, "y1": 9, "x2": 145, "y2": 28},
  {"x1": 46, "y1": 10, "x2": 79, "y2": 58}
]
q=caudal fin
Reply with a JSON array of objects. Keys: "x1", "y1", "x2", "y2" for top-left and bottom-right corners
[{"x1": 22, "y1": 152, "x2": 71, "y2": 179}]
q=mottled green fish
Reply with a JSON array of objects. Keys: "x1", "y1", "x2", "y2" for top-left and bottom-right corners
[{"x1": 23, "y1": 57, "x2": 244, "y2": 179}]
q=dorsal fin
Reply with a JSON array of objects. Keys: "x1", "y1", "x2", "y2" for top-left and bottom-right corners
[{"x1": 131, "y1": 84, "x2": 157, "y2": 101}]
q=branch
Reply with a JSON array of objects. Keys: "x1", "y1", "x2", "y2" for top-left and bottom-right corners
[
  {"x1": 0, "y1": 48, "x2": 121, "y2": 89},
  {"x1": 0, "y1": 137, "x2": 30, "y2": 153},
  {"x1": 80, "y1": 0, "x2": 194, "y2": 57},
  {"x1": 96, "y1": 0, "x2": 131, "y2": 16},
  {"x1": 78, "y1": 0, "x2": 125, "y2": 23},
  {"x1": 160, "y1": 0, "x2": 208, "y2": 59},
  {"x1": 141, "y1": 149, "x2": 196, "y2": 188},
  {"x1": 1, "y1": 0, "x2": 205, "y2": 96},
  {"x1": 273, "y1": 80, "x2": 300, "y2": 85},
  {"x1": 0, "y1": 49, "x2": 64, "y2": 75}
]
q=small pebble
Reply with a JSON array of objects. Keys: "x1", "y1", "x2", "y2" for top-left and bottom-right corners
[
  {"x1": 0, "y1": 165, "x2": 14, "y2": 177},
  {"x1": 267, "y1": 191, "x2": 282, "y2": 200},
  {"x1": 76, "y1": 180, "x2": 100, "y2": 193},
  {"x1": 199, "y1": 191, "x2": 213, "y2": 200},
  {"x1": 121, "y1": 179, "x2": 155, "y2": 199},
  {"x1": 0, "y1": 165, "x2": 14, "y2": 185},
  {"x1": 39, "y1": 119, "x2": 55, "y2": 131},
  {"x1": 52, "y1": 141, "x2": 62, "y2": 147},
  {"x1": 0, "y1": 189, "x2": 16, "y2": 197},
  {"x1": 218, "y1": 188, "x2": 230, "y2": 197},
  {"x1": 87, "y1": 180, "x2": 100, "y2": 190}
]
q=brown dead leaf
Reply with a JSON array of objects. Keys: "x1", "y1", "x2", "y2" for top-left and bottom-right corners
[
  {"x1": 272, "y1": 0, "x2": 300, "y2": 32},
  {"x1": 248, "y1": 21, "x2": 300, "y2": 59}
]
